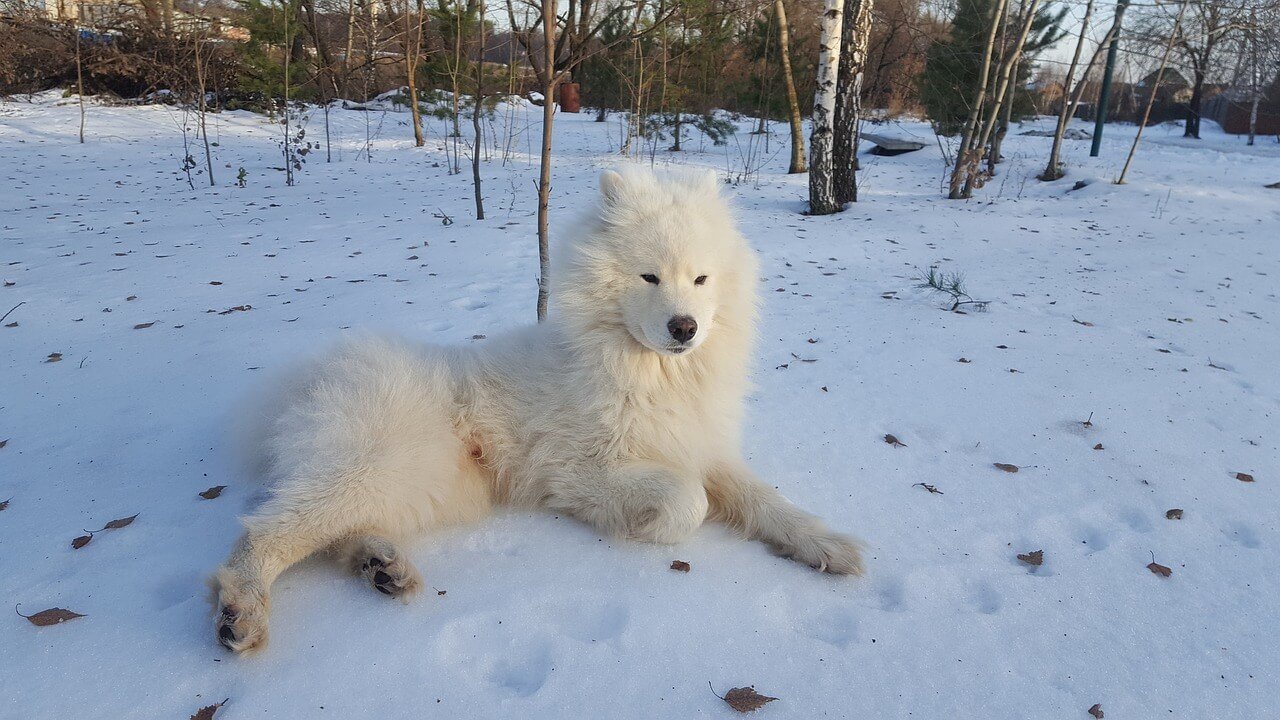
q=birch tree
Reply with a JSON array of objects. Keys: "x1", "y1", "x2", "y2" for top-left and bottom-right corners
[
  {"x1": 833, "y1": 0, "x2": 873, "y2": 204},
  {"x1": 808, "y1": 0, "x2": 845, "y2": 215}
]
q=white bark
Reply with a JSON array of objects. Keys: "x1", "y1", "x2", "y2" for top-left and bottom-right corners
[{"x1": 808, "y1": 0, "x2": 845, "y2": 215}]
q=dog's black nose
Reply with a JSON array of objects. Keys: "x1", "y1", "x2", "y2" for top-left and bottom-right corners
[{"x1": 668, "y1": 316, "x2": 697, "y2": 343}]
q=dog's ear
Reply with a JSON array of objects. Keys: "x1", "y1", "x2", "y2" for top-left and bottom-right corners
[{"x1": 599, "y1": 170, "x2": 626, "y2": 204}]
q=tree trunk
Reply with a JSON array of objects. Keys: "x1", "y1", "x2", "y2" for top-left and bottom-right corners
[
  {"x1": 1185, "y1": 67, "x2": 1203, "y2": 138},
  {"x1": 75, "y1": 20, "x2": 84, "y2": 144},
  {"x1": 405, "y1": 0, "x2": 424, "y2": 147},
  {"x1": 987, "y1": 59, "x2": 1016, "y2": 174},
  {"x1": 775, "y1": 0, "x2": 806, "y2": 174},
  {"x1": 1042, "y1": 0, "x2": 1095, "y2": 181},
  {"x1": 195, "y1": 39, "x2": 215, "y2": 186},
  {"x1": 960, "y1": 0, "x2": 1038, "y2": 197},
  {"x1": 535, "y1": 0, "x2": 557, "y2": 321},
  {"x1": 833, "y1": 0, "x2": 873, "y2": 204},
  {"x1": 1118, "y1": 0, "x2": 1187, "y2": 184},
  {"x1": 472, "y1": 0, "x2": 486, "y2": 219},
  {"x1": 808, "y1": 0, "x2": 845, "y2": 215},
  {"x1": 948, "y1": 0, "x2": 1007, "y2": 199},
  {"x1": 345, "y1": 0, "x2": 357, "y2": 92}
]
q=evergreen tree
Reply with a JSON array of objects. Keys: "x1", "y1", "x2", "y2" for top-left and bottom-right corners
[{"x1": 920, "y1": 0, "x2": 1065, "y2": 134}]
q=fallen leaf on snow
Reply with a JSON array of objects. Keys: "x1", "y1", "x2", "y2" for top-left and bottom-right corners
[
  {"x1": 1089, "y1": 703, "x2": 1104, "y2": 718},
  {"x1": 1148, "y1": 562, "x2": 1173, "y2": 578},
  {"x1": 45, "y1": 352, "x2": 62, "y2": 363},
  {"x1": 884, "y1": 434, "x2": 906, "y2": 448},
  {"x1": 0, "y1": 498, "x2": 9, "y2": 511},
  {"x1": 994, "y1": 463, "x2": 1019, "y2": 473},
  {"x1": 18, "y1": 606, "x2": 85, "y2": 626},
  {"x1": 722, "y1": 686, "x2": 777, "y2": 713},
  {"x1": 1165, "y1": 509, "x2": 1183, "y2": 520},
  {"x1": 670, "y1": 560, "x2": 691, "y2": 572},
  {"x1": 0, "y1": 439, "x2": 7, "y2": 449},
  {"x1": 190, "y1": 698, "x2": 229, "y2": 720},
  {"x1": 132, "y1": 322, "x2": 154, "y2": 330},
  {"x1": 1235, "y1": 472, "x2": 1254, "y2": 483},
  {"x1": 103, "y1": 514, "x2": 138, "y2": 530},
  {"x1": 199, "y1": 485, "x2": 227, "y2": 499},
  {"x1": 913, "y1": 483, "x2": 943, "y2": 495},
  {"x1": 1072, "y1": 318, "x2": 1095, "y2": 327},
  {"x1": 71, "y1": 534, "x2": 93, "y2": 549},
  {"x1": 1017, "y1": 550, "x2": 1044, "y2": 566},
  {"x1": 1093, "y1": 443, "x2": 1104, "y2": 450}
]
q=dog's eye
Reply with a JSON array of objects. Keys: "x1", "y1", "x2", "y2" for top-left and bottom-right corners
[
  {"x1": 641, "y1": 274, "x2": 660, "y2": 285},
  {"x1": 694, "y1": 275, "x2": 708, "y2": 285}
]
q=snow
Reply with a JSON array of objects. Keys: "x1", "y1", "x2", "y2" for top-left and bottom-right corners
[{"x1": 1, "y1": 92, "x2": 1277, "y2": 719}]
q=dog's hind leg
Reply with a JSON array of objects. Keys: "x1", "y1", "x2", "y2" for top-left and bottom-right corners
[
  {"x1": 705, "y1": 460, "x2": 865, "y2": 576},
  {"x1": 333, "y1": 534, "x2": 423, "y2": 600},
  {"x1": 210, "y1": 498, "x2": 367, "y2": 654}
]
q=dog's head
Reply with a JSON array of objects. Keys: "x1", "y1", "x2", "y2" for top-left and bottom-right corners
[{"x1": 554, "y1": 168, "x2": 757, "y2": 358}]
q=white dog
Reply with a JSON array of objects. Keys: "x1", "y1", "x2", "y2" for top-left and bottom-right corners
[{"x1": 210, "y1": 168, "x2": 865, "y2": 654}]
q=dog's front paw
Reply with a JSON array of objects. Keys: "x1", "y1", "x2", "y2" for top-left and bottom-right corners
[{"x1": 774, "y1": 527, "x2": 866, "y2": 576}]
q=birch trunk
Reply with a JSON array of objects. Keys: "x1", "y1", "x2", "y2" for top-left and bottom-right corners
[
  {"x1": 960, "y1": 0, "x2": 1039, "y2": 197},
  {"x1": 536, "y1": 0, "x2": 557, "y2": 321},
  {"x1": 1117, "y1": 0, "x2": 1187, "y2": 184},
  {"x1": 775, "y1": 0, "x2": 806, "y2": 174},
  {"x1": 1042, "y1": 0, "x2": 1095, "y2": 180},
  {"x1": 947, "y1": 0, "x2": 1007, "y2": 199},
  {"x1": 833, "y1": 0, "x2": 873, "y2": 204},
  {"x1": 808, "y1": 0, "x2": 845, "y2": 215},
  {"x1": 472, "y1": 0, "x2": 486, "y2": 219}
]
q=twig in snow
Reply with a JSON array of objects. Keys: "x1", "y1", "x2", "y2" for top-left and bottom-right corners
[{"x1": 0, "y1": 302, "x2": 26, "y2": 324}]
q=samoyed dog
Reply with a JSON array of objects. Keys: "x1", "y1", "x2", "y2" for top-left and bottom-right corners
[{"x1": 210, "y1": 167, "x2": 865, "y2": 654}]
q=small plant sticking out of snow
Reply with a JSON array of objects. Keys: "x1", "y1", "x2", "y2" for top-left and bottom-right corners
[
  {"x1": 236, "y1": 167, "x2": 247, "y2": 188},
  {"x1": 915, "y1": 267, "x2": 988, "y2": 312}
]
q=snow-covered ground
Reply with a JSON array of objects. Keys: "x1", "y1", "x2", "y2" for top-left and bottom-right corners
[{"x1": 1, "y1": 92, "x2": 1277, "y2": 719}]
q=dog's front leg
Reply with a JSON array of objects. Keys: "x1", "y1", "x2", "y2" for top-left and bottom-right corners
[
  {"x1": 546, "y1": 462, "x2": 709, "y2": 544},
  {"x1": 705, "y1": 460, "x2": 865, "y2": 575}
]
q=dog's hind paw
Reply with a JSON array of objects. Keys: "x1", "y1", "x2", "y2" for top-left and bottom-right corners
[
  {"x1": 358, "y1": 552, "x2": 423, "y2": 601},
  {"x1": 209, "y1": 573, "x2": 270, "y2": 654},
  {"x1": 775, "y1": 528, "x2": 866, "y2": 576}
]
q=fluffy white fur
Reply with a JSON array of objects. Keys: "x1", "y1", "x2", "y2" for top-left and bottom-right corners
[{"x1": 210, "y1": 167, "x2": 865, "y2": 654}]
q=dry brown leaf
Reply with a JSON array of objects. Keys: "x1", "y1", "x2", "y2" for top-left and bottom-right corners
[
  {"x1": 913, "y1": 482, "x2": 943, "y2": 495},
  {"x1": 133, "y1": 322, "x2": 154, "y2": 330},
  {"x1": 994, "y1": 463, "x2": 1019, "y2": 473},
  {"x1": 103, "y1": 514, "x2": 138, "y2": 530},
  {"x1": 71, "y1": 534, "x2": 93, "y2": 549},
  {"x1": 957, "y1": 357, "x2": 971, "y2": 363},
  {"x1": 45, "y1": 352, "x2": 62, "y2": 363},
  {"x1": 670, "y1": 560, "x2": 691, "y2": 572},
  {"x1": 190, "y1": 698, "x2": 228, "y2": 720},
  {"x1": 1017, "y1": 550, "x2": 1044, "y2": 566},
  {"x1": 0, "y1": 498, "x2": 9, "y2": 511},
  {"x1": 1165, "y1": 509, "x2": 1183, "y2": 520},
  {"x1": 1148, "y1": 562, "x2": 1172, "y2": 578},
  {"x1": 1089, "y1": 703, "x2": 1104, "y2": 718},
  {"x1": 1073, "y1": 318, "x2": 1095, "y2": 327},
  {"x1": 1235, "y1": 472, "x2": 1254, "y2": 483},
  {"x1": 0, "y1": 439, "x2": 7, "y2": 449},
  {"x1": 18, "y1": 606, "x2": 85, "y2": 626},
  {"x1": 199, "y1": 485, "x2": 227, "y2": 499},
  {"x1": 884, "y1": 434, "x2": 906, "y2": 448},
  {"x1": 1093, "y1": 443, "x2": 1104, "y2": 450},
  {"x1": 722, "y1": 687, "x2": 777, "y2": 713}
]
